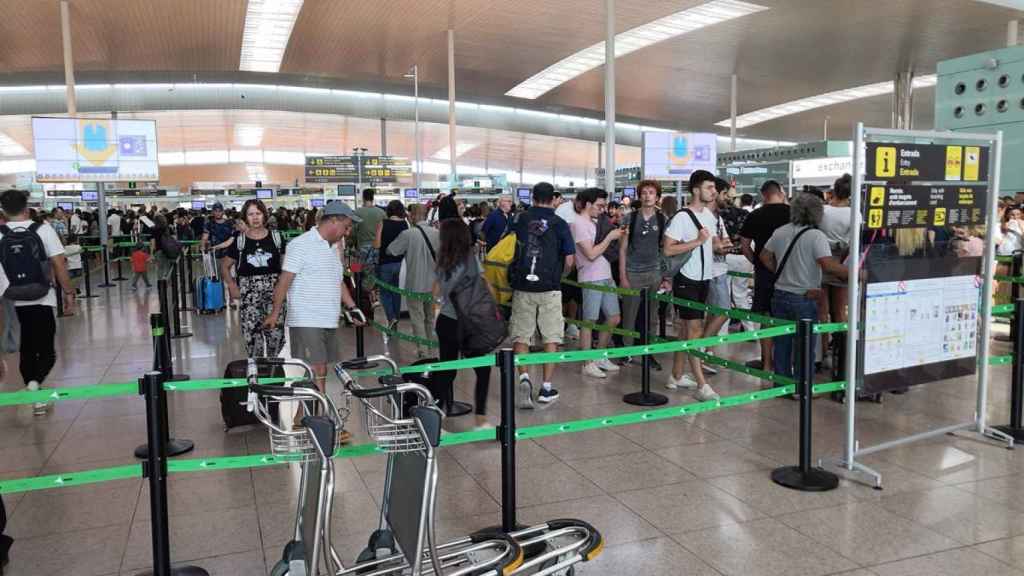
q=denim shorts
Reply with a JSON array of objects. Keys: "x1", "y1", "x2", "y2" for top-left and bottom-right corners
[{"x1": 581, "y1": 279, "x2": 621, "y2": 321}]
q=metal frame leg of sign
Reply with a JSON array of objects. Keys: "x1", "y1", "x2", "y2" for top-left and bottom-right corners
[{"x1": 822, "y1": 124, "x2": 1011, "y2": 490}]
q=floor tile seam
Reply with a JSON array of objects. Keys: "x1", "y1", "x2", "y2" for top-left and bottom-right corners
[
  {"x1": 641, "y1": 532, "x2": 730, "y2": 576},
  {"x1": 666, "y1": 520, "x2": 867, "y2": 573},
  {"x1": 116, "y1": 468, "x2": 147, "y2": 574},
  {"x1": 861, "y1": 542, "x2": 997, "y2": 570},
  {"x1": 970, "y1": 538, "x2": 1024, "y2": 572},
  {"x1": 774, "y1": 501, "x2": 965, "y2": 564}
]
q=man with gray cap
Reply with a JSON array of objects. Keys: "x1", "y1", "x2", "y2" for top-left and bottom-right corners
[{"x1": 264, "y1": 200, "x2": 365, "y2": 398}]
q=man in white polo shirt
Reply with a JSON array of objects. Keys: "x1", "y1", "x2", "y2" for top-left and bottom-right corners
[{"x1": 264, "y1": 201, "x2": 364, "y2": 393}]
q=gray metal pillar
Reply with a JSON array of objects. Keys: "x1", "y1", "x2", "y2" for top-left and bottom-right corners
[
  {"x1": 730, "y1": 74, "x2": 737, "y2": 153},
  {"x1": 603, "y1": 0, "x2": 616, "y2": 194},
  {"x1": 380, "y1": 118, "x2": 387, "y2": 156},
  {"x1": 892, "y1": 70, "x2": 914, "y2": 130},
  {"x1": 447, "y1": 29, "x2": 457, "y2": 184},
  {"x1": 60, "y1": 0, "x2": 77, "y2": 114}
]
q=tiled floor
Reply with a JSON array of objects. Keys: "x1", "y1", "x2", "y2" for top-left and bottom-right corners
[{"x1": 1, "y1": 272, "x2": 1022, "y2": 575}]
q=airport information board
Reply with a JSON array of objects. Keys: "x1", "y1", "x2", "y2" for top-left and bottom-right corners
[
  {"x1": 33, "y1": 117, "x2": 159, "y2": 182},
  {"x1": 642, "y1": 132, "x2": 717, "y2": 181},
  {"x1": 864, "y1": 143, "x2": 988, "y2": 230},
  {"x1": 305, "y1": 155, "x2": 412, "y2": 184},
  {"x1": 864, "y1": 275, "x2": 979, "y2": 375},
  {"x1": 858, "y1": 137, "x2": 992, "y2": 392}
]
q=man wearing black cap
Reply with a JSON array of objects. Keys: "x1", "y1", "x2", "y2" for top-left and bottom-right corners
[{"x1": 264, "y1": 201, "x2": 365, "y2": 399}]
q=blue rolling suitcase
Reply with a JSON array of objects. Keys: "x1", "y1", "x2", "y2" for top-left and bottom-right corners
[{"x1": 196, "y1": 252, "x2": 225, "y2": 314}]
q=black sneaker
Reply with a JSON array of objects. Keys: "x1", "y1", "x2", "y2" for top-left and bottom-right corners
[
  {"x1": 537, "y1": 387, "x2": 559, "y2": 404},
  {"x1": 613, "y1": 356, "x2": 633, "y2": 367},
  {"x1": 650, "y1": 356, "x2": 663, "y2": 372}
]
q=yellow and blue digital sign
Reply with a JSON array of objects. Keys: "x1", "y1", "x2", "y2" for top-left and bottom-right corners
[{"x1": 32, "y1": 117, "x2": 159, "y2": 183}]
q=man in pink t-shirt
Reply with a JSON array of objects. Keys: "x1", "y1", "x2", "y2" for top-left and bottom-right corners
[{"x1": 570, "y1": 188, "x2": 624, "y2": 379}]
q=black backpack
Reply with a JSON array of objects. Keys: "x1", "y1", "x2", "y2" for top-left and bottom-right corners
[
  {"x1": 508, "y1": 212, "x2": 563, "y2": 292},
  {"x1": 451, "y1": 271, "x2": 507, "y2": 356},
  {"x1": 0, "y1": 223, "x2": 52, "y2": 301},
  {"x1": 627, "y1": 210, "x2": 667, "y2": 249},
  {"x1": 158, "y1": 232, "x2": 182, "y2": 259}
]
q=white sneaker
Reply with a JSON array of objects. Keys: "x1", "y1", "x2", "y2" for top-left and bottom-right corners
[
  {"x1": 666, "y1": 373, "x2": 699, "y2": 390},
  {"x1": 27, "y1": 380, "x2": 47, "y2": 415},
  {"x1": 582, "y1": 362, "x2": 607, "y2": 379},
  {"x1": 595, "y1": 358, "x2": 620, "y2": 372},
  {"x1": 693, "y1": 383, "x2": 721, "y2": 402},
  {"x1": 565, "y1": 324, "x2": 580, "y2": 340}
]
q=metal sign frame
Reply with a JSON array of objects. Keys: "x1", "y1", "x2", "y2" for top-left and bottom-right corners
[{"x1": 833, "y1": 123, "x2": 1008, "y2": 488}]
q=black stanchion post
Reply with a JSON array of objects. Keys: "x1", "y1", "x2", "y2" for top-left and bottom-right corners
[
  {"x1": 658, "y1": 299, "x2": 667, "y2": 340},
  {"x1": 98, "y1": 246, "x2": 115, "y2": 288},
  {"x1": 178, "y1": 253, "x2": 193, "y2": 312},
  {"x1": 134, "y1": 370, "x2": 208, "y2": 576},
  {"x1": 995, "y1": 297, "x2": 1024, "y2": 441},
  {"x1": 82, "y1": 250, "x2": 97, "y2": 299},
  {"x1": 624, "y1": 288, "x2": 668, "y2": 406},
  {"x1": 354, "y1": 269, "x2": 366, "y2": 358},
  {"x1": 55, "y1": 281, "x2": 66, "y2": 317},
  {"x1": 1012, "y1": 253, "x2": 1022, "y2": 342},
  {"x1": 113, "y1": 252, "x2": 127, "y2": 282},
  {"x1": 771, "y1": 318, "x2": 839, "y2": 492},
  {"x1": 156, "y1": 280, "x2": 189, "y2": 382},
  {"x1": 169, "y1": 262, "x2": 192, "y2": 339},
  {"x1": 135, "y1": 314, "x2": 194, "y2": 459},
  {"x1": 499, "y1": 348, "x2": 517, "y2": 532}
]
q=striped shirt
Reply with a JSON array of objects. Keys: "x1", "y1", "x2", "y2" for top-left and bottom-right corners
[{"x1": 282, "y1": 227, "x2": 344, "y2": 329}]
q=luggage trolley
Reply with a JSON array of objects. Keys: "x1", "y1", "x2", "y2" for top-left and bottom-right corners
[
  {"x1": 335, "y1": 355, "x2": 606, "y2": 576},
  {"x1": 249, "y1": 357, "x2": 523, "y2": 576}
]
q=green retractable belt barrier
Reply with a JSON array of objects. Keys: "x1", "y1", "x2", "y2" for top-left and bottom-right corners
[
  {"x1": 996, "y1": 275, "x2": 1024, "y2": 284},
  {"x1": 993, "y1": 303, "x2": 1016, "y2": 316},
  {"x1": 370, "y1": 276, "x2": 434, "y2": 302},
  {"x1": 371, "y1": 320, "x2": 439, "y2": 349},
  {"x1": 651, "y1": 292, "x2": 790, "y2": 327},
  {"x1": 560, "y1": 278, "x2": 642, "y2": 297},
  {"x1": 564, "y1": 318, "x2": 640, "y2": 338},
  {"x1": 727, "y1": 270, "x2": 754, "y2": 279}
]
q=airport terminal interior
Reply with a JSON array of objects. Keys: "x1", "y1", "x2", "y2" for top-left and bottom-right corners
[{"x1": 4, "y1": 1, "x2": 1024, "y2": 575}]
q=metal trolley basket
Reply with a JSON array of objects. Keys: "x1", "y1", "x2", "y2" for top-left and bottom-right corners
[
  {"x1": 251, "y1": 355, "x2": 524, "y2": 576},
  {"x1": 335, "y1": 355, "x2": 605, "y2": 576}
]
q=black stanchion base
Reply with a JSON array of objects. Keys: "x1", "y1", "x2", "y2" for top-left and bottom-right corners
[
  {"x1": 623, "y1": 391, "x2": 669, "y2": 406},
  {"x1": 168, "y1": 373, "x2": 190, "y2": 382},
  {"x1": 113, "y1": 276, "x2": 127, "y2": 282},
  {"x1": 771, "y1": 466, "x2": 839, "y2": 492},
  {"x1": 170, "y1": 332, "x2": 193, "y2": 339},
  {"x1": 447, "y1": 400, "x2": 473, "y2": 417},
  {"x1": 80, "y1": 294, "x2": 99, "y2": 299},
  {"x1": 97, "y1": 283, "x2": 116, "y2": 288},
  {"x1": 135, "y1": 566, "x2": 210, "y2": 576},
  {"x1": 993, "y1": 425, "x2": 1024, "y2": 443},
  {"x1": 134, "y1": 438, "x2": 195, "y2": 459}
]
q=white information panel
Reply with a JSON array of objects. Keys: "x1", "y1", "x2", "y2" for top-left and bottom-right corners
[
  {"x1": 863, "y1": 275, "x2": 979, "y2": 375},
  {"x1": 642, "y1": 132, "x2": 717, "y2": 181},
  {"x1": 32, "y1": 117, "x2": 159, "y2": 182}
]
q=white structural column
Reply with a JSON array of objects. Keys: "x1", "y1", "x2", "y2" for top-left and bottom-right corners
[
  {"x1": 730, "y1": 74, "x2": 737, "y2": 152},
  {"x1": 412, "y1": 65, "x2": 421, "y2": 191},
  {"x1": 448, "y1": 29, "x2": 457, "y2": 184},
  {"x1": 1009, "y1": 20, "x2": 1019, "y2": 46},
  {"x1": 604, "y1": 0, "x2": 616, "y2": 194},
  {"x1": 60, "y1": 0, "x2": 77, "y2": 114},
  {"x1": 380, "y1": 117, "x2": 387, "y2": 155},
  {"x1": 892, "y1": 70, "x2": 914, "y2": 130}
]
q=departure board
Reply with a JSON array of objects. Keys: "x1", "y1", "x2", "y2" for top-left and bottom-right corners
[{"x1": 304, "y1": 155, "x2": 412, "y2": 184}]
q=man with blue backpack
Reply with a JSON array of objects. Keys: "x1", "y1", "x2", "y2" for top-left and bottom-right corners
[{"x1": 0, "y1": 189, "x2": 76, "y2": 416}]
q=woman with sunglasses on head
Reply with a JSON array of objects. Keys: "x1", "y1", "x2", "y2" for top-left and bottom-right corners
[{"x1": 221, "y1": 199, "x2": 286, "y2": 356}]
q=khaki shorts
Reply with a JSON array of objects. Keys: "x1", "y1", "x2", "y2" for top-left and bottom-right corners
[
  {"x1": 509, "y1": 290, "x2": 564, "y2": 345},
  {"x1": 289, "y1": 327, "x2": 341, "y2": 365}
]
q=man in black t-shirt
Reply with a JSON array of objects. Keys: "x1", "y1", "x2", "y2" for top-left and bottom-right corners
[{"x1": 738, "y1": 180, "x2": 790, "y2": 371}]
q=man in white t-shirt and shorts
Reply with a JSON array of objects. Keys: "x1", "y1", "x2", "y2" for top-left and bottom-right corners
[
  {"x1": 0, "y1": 190, "x2": 76, "y2": 415},
  {"x1": 264, "y1": 201, "x2": 365, "y2": 407},
  {"x1": 662, "y1": 171, "x2": 721, "y2": 401}
]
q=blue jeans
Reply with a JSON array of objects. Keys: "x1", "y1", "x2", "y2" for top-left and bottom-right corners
[
  {"x1": 771, "y1": 290, "x2": 818, "y2": 380},
  {"x1": 378, "y1": 262, "x2": 403, "y2": 322}
]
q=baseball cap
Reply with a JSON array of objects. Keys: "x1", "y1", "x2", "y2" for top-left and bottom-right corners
[
  {"x1": 211, "y1": 202, "x2": 224, "y2": 210},
  {"x1": 322, "y1": 200, "x2": 362, "y2": 222}
]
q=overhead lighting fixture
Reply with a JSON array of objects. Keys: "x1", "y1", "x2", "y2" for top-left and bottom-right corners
[
  {"x1": 239, "y1": 0, "x2": 304, "y2": 73},
  {"x1": 506, "y1": 0, "x2": 767, "y2": 99},
  {"x1": 234, "y1": 125, "x2": 264, "y2": 147},
  {"x1": 971, "y1": 0, "x2": 1024, "y2": 9},
  {"x1": 716, "y1": 74, "x2": 937, "y2": 129},
  {"x1": 0, "y1": 133, "x2": 29, "y2": 157},
  {"x1": 432, "y1": 142, "x2": 477, "y2": 161}
]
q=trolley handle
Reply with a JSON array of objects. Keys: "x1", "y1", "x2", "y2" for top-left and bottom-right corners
[
  {"x1": 249, "y1": 380, "x2": 316, "y2": 398},
  {"x1": 350, "y1": 382, "x2": 435, "y2": 404},
  {"x1": 338, "y1": 355, "x2": 399, "y2": 373}
]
